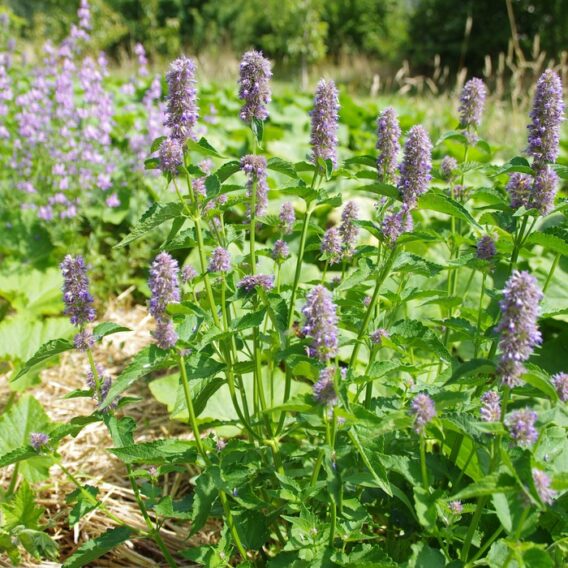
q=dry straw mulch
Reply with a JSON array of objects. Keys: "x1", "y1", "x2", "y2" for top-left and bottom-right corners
[{"x1": 0, "y1": 294, "x2": 217, "y2": 567}]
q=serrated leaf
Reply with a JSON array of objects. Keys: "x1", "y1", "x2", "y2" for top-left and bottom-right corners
[
  {"x1": 445, "y1": 359, "x2": 496, "y2": 385},
  {"x1": 186, "y1": 137, "x2": 225, "y2": 158},
  {"x1": 62, "y1": 526, "x2": 134, "y2": 568},
  {"x1": 205, "y1": 174, "x2": 221, "y2": 199},
  {"x1": 1, "y1": 482, "x2": 44, "y2": 531},
  {"x1": 115, "y1": 202, "x2": 184, "y2": 248},
  {"x1": 66, "y1": 485, "x2": 100, "y2": 526},
  {"x1": 215, "y1": 160, "x2": 241, "y2": 182},
  {"x1": 110, "y1": 439, "x2": 197, "y2": 464},
  {"x1": 190, "y1": 471, "x2": 217, "y2": 535},
  {"x1": 150, "y1": 136, "x2": 167, "y2": 153},
  {"x1": 267, "y1": 157, "x2": 299, "y2": 179},
  {"x1": 93, "y1": 322, "x2": 131, "y2": 340},
  {"x1": 525, "y1": 229, "x2": 568, "y2": 257},
  {"x1": 418, "y1": 192, "x2": 480, "y2": 227},
  {"x1": 355, "y1": 182, "x2": 400, "y2": 200},
  {"x1": 232, "y1": 309, "x2": 267, "y2": 331},
  {"x1": 13, "y1": 338, "x2": 74, "y2": 381}
]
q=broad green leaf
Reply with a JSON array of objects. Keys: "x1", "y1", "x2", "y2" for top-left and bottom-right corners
[
  {"x1": 114, "y1": 202, "x2": 184, "y2": 248},
  {"x1": 66, "y1": 485, "x2": 100, "y2": 526},
  {"x1": 187, "y1": 137, "x2": 225, "y2": 158},
  {"x1": 445, "y1": 359, "x2": 496, "y2": 386},
  {"x1": 525, "y1": 228, "x2": 568, "y2": 257},
  {"x1": 110, "y1": 439, "x2": 197, "y2": 464},
  {"x1": 62, "y1": 526, "x2": 134, "y2": 568},
  {"x1": 232, "y1": 309, "x2": 267, "y2": 331},
  {"x1": 418, "y1": 192, "x2": 480, "y2": 227},
  {"x1": 190, "y1": 471, "x2": 217, "y2": 535},
  {"x1": 13, "y1": 338, "x2": 74, "y2": 381},
  {"x1": 1, "y1": 482, "x2": 44, "y2": 531},
  {"x1": 268, "y1": 157, "x2": 299, "y2": 179},
  {"x1": 355, "y1": 182, "x2": 400, "y2": 200},
  {"x1": 93, "y1": 322, "x2": 131, "y2": 340},
  {"x1": 215, "y1": 160, "x2": 241, "y2": 182}
]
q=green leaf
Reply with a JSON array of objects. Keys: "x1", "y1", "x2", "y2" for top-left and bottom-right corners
[
  {"x1": 268, "y1": 157, "x2": 299, "y2": 179},
  {"x1": 493, "y1": 156, "x2": 533, "y2": 176},
  {"x1": 144, "y1": 157, "x2": 160, "y2": 170},
  {"x1": 492, "y1": 493, "x2": 512, "y2": 533},
  {"x1": 100, "y1": 346, "x2": 171, "y2": 409},
  {"x1": 418, "y1": 192, "x2": 480, "y2": 227},
  {"x1": 1, "y1": 482, "x2": 44, "y2": 531},
  {"x1": 187, "y1": 137, "x2": 225, "y2": 158},
  {"x1": 190, "y1": 471, "x2": 217, "y2": 535},
  {"x1": 205, "y1": 174, "x2": 221, "y2": 199},
  {"x1": 154, "y1": 494, "x2": 193, "y2": 520},
  {"x1": 445, "y1": 359, "x2": 497, "y2": 386},
  {"x1": 355, "y1": 182, "x2": 400, "y2": 200},
  {"x1": 114, "y1": 202, "x2": 184, "y2": 248},
  {"x1": 150, "y1": 136, "x2": 166, "y2": 153},
  {"x1": 17, "y1": 528, "x2": 59, "y2": 561},
  {"x1": 62, "y1": 526, "x2": 134, "y2": 568},
  {"x1": 92, "y1": 322, "x2": 131, "y2": 340},
  {"x1": 252, "y1": 117, "x2": 264, "y2": 144},
  {"x1": 66, "y1": 485, "x2": 100, "y2": 526},
  {"x1": 525, "y1": 228, "x2": 568, "y2": 257},
  {"x1": 0, "y1": 395, "x2": 53, "y2": 482},
  {"x1": 110, "y1": 439, "x2": 197, "y2": 464},
  {"x1": 232, "y1": 308, "x2": 267, "y2": 331},
  {"x1": 413, "y1": 487, "x2": 439, "y2": 529},
  {"x1": 215, "y1": 160, "x2": 241, "y2": 182},
  {"x1": 13, "y1": 338, "x2": 74, "y2": 381},
  {"x1": 237, "y1": 510, "x2": 270, "y2": 550}
]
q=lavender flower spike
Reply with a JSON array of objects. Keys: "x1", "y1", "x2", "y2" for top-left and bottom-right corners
[
  {"x1": 61, "y1": 255, "x2": 96, "y2": 326},
  {"x1": 164, "y1": 56, "x2": 198, "y2": 142},
  {"x1": 339, "y1": 201, "x2": 359, "y2": 259},
  {"x1": 480, "y1": 391, "x2": 501, "y2": 422},
  {"x1": 458, "y1": 78, "x2": 487, "y2": 129},
  {"x1": 237, "y1": 274, "x2": 274, "y2": 293},
  {"x1": 532, "y1": 468, "x2": 557, "y2": 505},
  {"x1": 552, "y1": 372, "x2": 568, "y2": 402},
  {"x1": 310, "y1": 79, "x2": 340, "y2": 168},
  {"x1": 440, "y1": 156, "x2": 458, "y2": 180},
  {"x1": 321, "y1": 227, "x2": 342, "y2": 265},
  {"x1": 159, "y1": 137, "x2": 183, "y2": 175},
  {"x1": 507, "y1": 172, "x2": 533, "y2": 211},
  {"x1": 313, "y1": 367, "x2": 338, "y2": 406},
  {"x1": 497, "y1": 270, "x2": 543, "y2": 387},
  {"x1": 527, "y1": 70, "x2": 564, "y2": 166},
  {"x1": 376, "y1": 107, "x2": 401, "y2": 182},
  {"x1": 238, "y1": 50, "x2": 272, "y2": 123},
  {"x1": 279, "y1": 202, "x2": 295, "y2": 234},
  {"x1": 505, "y1": 408, "x2": 538, "y2": 447},
  {"x1": 302, "y1": 285, "x2": 339, "y2": 362},
  {"x1": 397, "y1": 125, "x2": 432, "y2": 208},
  {"x1": 30, "y1": 432, "x2": 50, "y2": 451},
  {"x1": 208, "y1": 247, "x2": 231, "y2": 273},
  {"x1": 411, "y1": 393, "x2": 436, "y2": 434},
  {"x1": 272, "y1": 240, "x2": 290, "y2": 262},
  {"x1": 531, "y1": 166, "x2": 558, "y2": 215},
  {"x1": 241, "y1": 155, "x2": 268, "y2": 217},
  {"x1": 381, "y1": 204, "x2": 413, "y2": 244},
  {"x1": 476, "y1": 235, "x2": 496, "y2": 261}
]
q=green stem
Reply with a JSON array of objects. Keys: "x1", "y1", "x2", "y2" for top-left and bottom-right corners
[
  {"x1": 474, "y1": 271, "x2": 487, "y2": 358},
  {"x1": 5, "y1": 463, "x2": 19, "y2": 497},
  {"x1": 419, "y1": 435, "x2": 428, "y2": 490},
  {"x1": 461, "y1": 495, "x2": 488, "y2": 561},
  {"x1": 543, "y1": 252, "x2": 560, "y2": 293},
  {"x1": 249, "y1": 179, "x2": 257, "y2": 275},
  {"x1": 468, "y1": 525, "x2": 504, "y2": 565},
  {"x1": 310, "y1": 450, "x2": 325, "y2": 487}
]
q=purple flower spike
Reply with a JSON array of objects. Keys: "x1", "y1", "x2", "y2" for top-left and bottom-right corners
[
  {"x1": 381, "y1": 205, "x2": 413, "y2": 244},
  {"x1": 272, "y1": 240, "x2": 290, "y2": 262},
  {"x1": 241, "y1": 155, "x2": 268, "y2": 217},
  {"x1": 61, "y1": 255, "x2": 96, "y2": 326},
  {"x1": 552, "y1": 372, "x2": 568, "y2": 402},
  {"x1": 149, "y1": 252, "x2": 180, "y2": 318},
  {"x1": 159, "y1": 137, "x2": 183, "y2": 175},
  {"x1": 458, "y1": 78, "x2": 487, "y2": 129},
  {"x1": 321, "y1": 227, "x2": 342, "y2": 265},
  {"x1": 302, "y1": 285, "x2": 339, "y2": 362},
  {"x1": 480, "y1": 391, "x2": 501, "y2": 422},
  {"x1": 182, "y1": 265, "x2": 197, "y2": 283},
  {"x1": 476, "y1": 235, "x2": 496, "y2": 260},
  {"x1": 411, "y1": 393, "x2": 436, "y2": 434},
  {"x1": 86, "y1": 363, "x2": 118, "y2": 411},
  {"x1": 527, "y1": 70, "x2": 564, "y2": 166},
  {"x1": 279, "y1": 202, "x2": 295, "y2": 234},
  {"x1": 497, "y1": 271, "x2": 542, "y2": 387},
  {"x1": 208, "y1": 247, "x2": 231, "y2": 273},
  {"x1": 397, "y1": 125, "x2": 432, "y2": 208},
  {"x1": 154, "y1": 319, "x2": 178, "y2": 350},
  {"x1": 532, "y1": 469, "x2": 556, "y2": 505},
  {"x1": 370, "y1": 328, "x2": 389, "y2": 346},
  {"x1": 164, "y1": 56, "x2": 198, "y2": 142},
  {"x1": 440, "y1": 156, "x2": 458, "y2": 180},
  {"x1": 237, "y1": 274, "x2": 274, "y2": 293},
  {"x1": 449, "y1": 501, "x2": 463, "y2": 515},
  {"x1": 507, "y1": 173, "x2": 533, "y2": 211},
  {"x1": 313, "y1": 367, "x2": 338, "y2": 406},
  {"x1": 376, "y1": 107, "x2": 401, "y2": 182},
  {"x1": 339, "y1": 201, "x2": 359, "y2": 259},
  {"x1": 310, "y1": 79, "x2": 340, "y2": 168},
  {"x1": 74, "y1": 329, "x2": 95, "y2": 351},
  {"x1": 505, "y1": 408, "x2": 538, "y2": 447},
  {"x1": 30, "y1": 432, "x2": 50, "y2": 451},
  {"x1": 531, "y1": 166, "x2": 558, "y2": 215},
  {"x1": 238, "y1": 50, "x2": 272, "y2": 123}
]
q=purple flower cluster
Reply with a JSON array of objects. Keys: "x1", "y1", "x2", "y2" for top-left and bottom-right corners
[
  {"x1": 61, "y1": 255, "x2": 96, "y2": 326},
  {"x1": 552, "y1": 372, "x2": 568, "y2": 402},
  {"x1": 148, "y1": 252, "x2": 180, "y2": 349},
  {"x1": 376, "y1": 107, "x2": 401, "y2": 182},
  {"x1": 313, "y1": 367, "x2": 338, "y2": 406},
  {"x1": 370, "y1": 328, "x2": 389, "y2": 346},
  {"x1": 237, "y1": 274, "x2": 274, "y2": 293},
  {"x1": 476, "y1": 235, "x2": 496, "y2": 260},
  {"x1": 321, "y1": 227, "x2": 342, "y2": 264},
  {"x1": 30, "y1": 432, "x2": 50, "y2": 451},
  {"x1": 272, "y1": 240, "x2": 290, "y2": 262},
  {"x1": 448, "y1": 501, "x2": 463, "y2": 515},
  {"x1": 208, "y1": 247, "x2": 231, "y2": 273},
  {"x1": 497, "y1": 271, "x2": 542, "y2": 387},
  {"x1": 238, "y1": 50, "x2": 272, "y2": 123},
  {"x1": 159, "y1": 137, "x2": 183, "y2": 175},
  {"x1": 410, "y1": 393, "x2": 436, "y2": 434},
  {"x1": 86, "y1": 363, "x2": 117, "y2": 412},
  {"x1": 182, "y1": 265, "x2": 197, "y2": 284},
  {"x1": 458, "y1": 78, "x2": 487, "y2": 129},
  {"x1": 440, "y1": 156, "x2": 458, "y2": 180},
  {"x1": 164, "y1": 56, "x2": 198, "y2": 142},
  {"x1": 310, "y1": 79, "x2": 340, "y2": 167},
  {"x1": 381, "y1": 205, "x2": 413, "y2": 244},
  {"x1": 241, "y1": 154, "x2": 268, "y2": 218},
  {"x1": 507, "y1": 173, "x2": 533, "y2": 210},
  {"x1": 279, "y1": 202, "x2": 295, "y2": 234},
  {"x1": 531, "y1": 166, "x2": 558, "y2": 215},
  {"x1": 134, "y1": 43, "x2": 149, "y2": 77},
  {"x1": 397, "y1": 126, "x2": 433, "y2": 208},
  {"x1": 527, "y1": 70, "x2": 564, "y2": 166},
  {"x1": 532, "y1": 469, "x2": 556, "y2": 505},
  {"x1": 339, "y1": 201, "x2": 359, "y2": 258},
  {"x1": 480, "y1": 391, "x2": 501, "y2": 422},
  {"x1": 74, "y1": 328, "x2": 95, "y2": 351},
  {"x1": 505, "y1": 408, "x2": 538, "y2": 447},
  {"x1": 302, "y1": 285, "x2": 339, "y2": 362}
]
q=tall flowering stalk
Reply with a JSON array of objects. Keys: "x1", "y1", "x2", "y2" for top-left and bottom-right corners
[
  {"x1": 458, "y1": 78, "x2": 487, "y2": 130},
  {"x1": 148, "y1": 252, "x2": 180, "y2": 349},
  {"x1": 241, "y1": 154, "x2": 268, "y2": 218},
  {"x1": 497, "y1": 271, "x2": 542, "y2": 387},
  {"x1": 238, "y1": 50, "x2": 272, "y2": 123},
  {"x1": 376, "y1": 107, "x2": 401, "y2": 183},
  {"x1": 310, "y1": 79, "x2": 340, "y2": 168},
  {"x1": 527, "y1": 69, "x2": 564, "y2": 166},
  {"x1": 302, "y1": 285, "x2": 339, "y2": 362},
  {"x1": 164, "y1": 56, "x2": 198, "y2": 142},
  {"x1": 339, "y1": 201, "x2": 359, "y2": 259}
]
